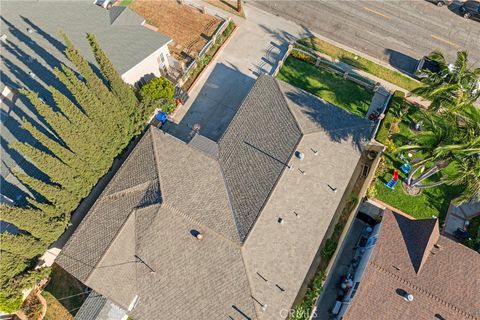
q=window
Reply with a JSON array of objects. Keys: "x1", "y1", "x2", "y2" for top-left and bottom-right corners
[{"x1": 159, "y1": 53, "x2": 165, "y2": 62}]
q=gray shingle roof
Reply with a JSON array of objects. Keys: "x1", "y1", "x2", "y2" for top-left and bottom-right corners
[
  {"x1": 58, "y1": 75, "x2": 374, "y2": 320},
  {"x1": 57, "y1": 130, "x2": 161, "y2": 282},
  {"x1": 219, "y1": 75, "x2": 302, "y2": 241},
  {"x1": 74, "y1": 291, "x2": 107, "y2": 320}
]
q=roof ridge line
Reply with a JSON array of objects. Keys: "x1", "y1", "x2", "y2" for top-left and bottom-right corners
[
  {"x1": 85, "y1": 208, "x2": 137, "y2": 283},
  {"x1": 149, "y1": 127, "x2": 162, "y2": 186},
  {"x1": 369, "y1": 261, "x2": 476, "y2": 319},
  {"x1": 102, "y1": 179, "x2": 157, "y2": 200},
  {"x1": 162, "y1": 202, "x2": 241, "y2": 249},
  {"x1": 217, "y1": 159, "x2": 243, "y2": 243},
  {"x1": 272, "y1": 77, "x2": 303, "y2": 135}
]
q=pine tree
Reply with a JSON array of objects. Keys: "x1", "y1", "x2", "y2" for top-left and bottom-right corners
[{"x1": 86, "y1": 33, "x2": 139, "y2": 120}]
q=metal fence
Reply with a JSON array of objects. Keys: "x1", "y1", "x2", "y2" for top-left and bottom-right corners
[
  {"x1": 290, "y1": 45, "x2": 377, "y2": 91},
  {"x1": 180, "y1": 16, "x2": 231, "y2": 84}
]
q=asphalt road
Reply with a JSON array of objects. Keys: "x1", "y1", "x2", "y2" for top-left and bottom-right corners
[{"x1": 250, "y1": 0, "x2": 480, "y2": 74}]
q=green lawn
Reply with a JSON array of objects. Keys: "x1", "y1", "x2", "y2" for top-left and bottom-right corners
[
  {"x1": 118, "y1": 0, "x2": 134, "y2": 6},
  {"x1": 373, "y1": 91, "x2": 464, "y2": 221},
  {"x1": 298, "y1": 37, "x2": 422, "y2": 92},
  {"x1": 277, "y1": 56, "x2": 374, "y2": 117}
]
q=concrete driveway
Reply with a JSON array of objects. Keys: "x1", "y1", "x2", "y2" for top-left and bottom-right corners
[{"x1": 169, "y1": 3, "x2": 308, "y2": 141}]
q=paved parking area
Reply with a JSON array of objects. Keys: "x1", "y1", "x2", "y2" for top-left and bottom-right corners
[{"x1": 169, "y1": 2, "x2": 307, "y2": 141}]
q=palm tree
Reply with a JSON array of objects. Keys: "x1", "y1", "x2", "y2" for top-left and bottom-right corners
[
  {"x1": 413, "y1": 50, "x2": 480, "y2": 111},
  {"x1": 398, "y1": 106, "x2": 480, "y2": 203}
]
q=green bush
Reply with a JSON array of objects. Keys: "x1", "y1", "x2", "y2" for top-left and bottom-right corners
[
  {"x1": 291, "y1": 49, "x2": 316, "y2": 64},
  {"x1": 139, "y1": 77, "x2": 174, "y2": 102},
  {"x1": 321, "y1": 238, "x2": 338, "y2": 261},
  {"x1": 223, "y1": 20, "x2": 235, "y2": 38}
]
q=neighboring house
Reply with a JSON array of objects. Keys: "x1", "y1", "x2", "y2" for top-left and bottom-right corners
[
  {"x1": 0, "y1": 1, "x2": 172, "y2": 202},
  {"x1": 337, "y1": 210, "x2": 480, "y2": 320},
  {"x1": 56, "y1": 75, "x2": 376, "y2": 320}
]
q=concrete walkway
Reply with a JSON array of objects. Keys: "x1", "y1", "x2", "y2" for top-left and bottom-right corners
[
  {"x1": 169, "y1": 1, "x2": 308, "y2": 141},
  {"x1": 366, "y1": 87, "x2": 391, "y2": 119}
]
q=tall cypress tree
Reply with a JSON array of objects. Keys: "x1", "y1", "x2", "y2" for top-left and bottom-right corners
[
  {"x1": 53, "y1": 65, "x2": 125, "y2": 157},
  {"x1": 60, "y1": 31, "x2": 133, "y2": 142},
  {"x1": 86, "y1": 33, "x2": 139, "y2": 120},
  {"x1": 0, "y1": 234, "x2": 45, "y2": 259},
  {"x1": 0, "y1": 205, "x2": 66, "y2": 244},
  {"x1": 13, "y1": 172, "x2": 79, "y2": 213},
  {"x1": 11, "y1": 142, "x2": 89, "y2": 197},
  {"x1": 20, "y1": 121, "x2": 96, "y2": 187}
]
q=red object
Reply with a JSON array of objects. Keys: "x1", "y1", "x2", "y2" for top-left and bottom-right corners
[{"x1": 392, "y1": 170, "x2": 399, "y2": 181}]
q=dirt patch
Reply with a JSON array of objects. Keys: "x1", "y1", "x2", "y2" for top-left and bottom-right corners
[
  {"x1": 131, "y1": 0, "x2": 221, "y2": 61},
  {"x1": 43, "y1": 265, "x2": 86, "y2": 317},
  {"x1": 42, "y1": 292, "x2": 73, "y2": 320}
]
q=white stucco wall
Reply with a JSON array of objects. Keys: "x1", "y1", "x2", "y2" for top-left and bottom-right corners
[{"x1": 121, "y1": 42, "x2": 172, "y2": 86}]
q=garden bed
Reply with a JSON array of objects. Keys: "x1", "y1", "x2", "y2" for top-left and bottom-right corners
[
  {"x1": 181, "y1": 20, "x2": 236, "y2": 91},
  {"x1": 277, "y1": 55, "x2": 374, "y2": 117},
  {"x1": 298, "y1": 37, "x2": 421, "y2": 92}
]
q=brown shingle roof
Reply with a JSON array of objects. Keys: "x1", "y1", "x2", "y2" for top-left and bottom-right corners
[{"x1": 344, "y1": 210, "x2": 480, "y2": 320}]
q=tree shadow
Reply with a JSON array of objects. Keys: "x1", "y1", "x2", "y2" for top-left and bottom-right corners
[
  {"x1": 384, "y1": 48, "x2": 420, "y2": 76},
  {"x1": 281, "y1": 85, "x2": 374, "y2": 151}
]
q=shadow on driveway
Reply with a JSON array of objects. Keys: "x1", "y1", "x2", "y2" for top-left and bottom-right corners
[{"x1": 166, "y1": 63, "x2": 255, "y2": 142}]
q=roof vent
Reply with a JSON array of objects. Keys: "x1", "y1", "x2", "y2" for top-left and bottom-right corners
[
  {"x1": 190, "y1": 229, "x2": 203, "y2": 240},
  {"x1": 295, "y1": 151, "x2": 304, "y2": 160},
  {"x1": 403, "y1": 292, "x2": 414, "y2": 302},
  {"x1": 311, "y1": 148, "x2": 319, "y2": 156},
  {"x1": 26, "y1": 27, "x2": 34, "y2": 34},
  {"x1": 277, "y1": 217, "x2": 284, "y2": 225}
]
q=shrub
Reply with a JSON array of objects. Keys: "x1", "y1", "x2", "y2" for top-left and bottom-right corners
[
  {"x1": 162, "y1": 102, "x2": 177, "y2": 114},
  {"x1": 320, "y1": 238, "x2": 338, "y2": 261},
  {"x1": 367, "y1": 184, "x2": 378, "y2": 199},
  {"x1": 291, "y1": 50, "x2": 316, "y2": 64},
  {"x1": 139, "y1": 77, "x2": 174, "y2": 102},
  {"x1": 384, "y1": 139, "x2": 397, "y2": 153},
  {"x1": 223, "y1": 20, "x2": 235, "y2": 38}
]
